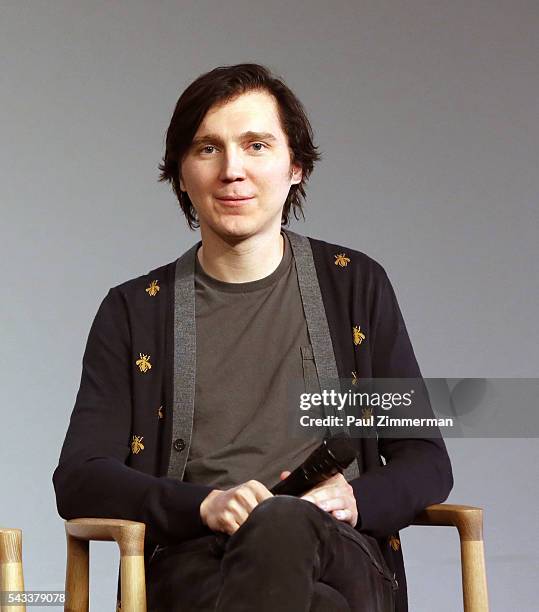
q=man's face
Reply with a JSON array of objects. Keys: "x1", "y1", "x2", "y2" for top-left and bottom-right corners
[{"x1": 179, "y1": 90, "x2": 302, "y2": 241}]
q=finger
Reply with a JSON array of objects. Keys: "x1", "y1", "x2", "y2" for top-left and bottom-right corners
[
  {"x1": 227, "y1": 499, "x2": 251, "y2": 526},
  {"x1": 301, "y1": 486, "x2": 340, "y2": 504},
  {"x1": 280, "y1": 470, "x2": 291, "y2": 481},
  {"x1": 233, "y1": 485, "x2": 260, "y2": 513},
  {"x1": 317, "y1": 497, "x2": 345, "y2": 513},
  {"x1": 246, "y1": 479, "x2": 274, "y2": 503},
  {"x1": 331, "y1": 508, "x2": 352, "y2": 522},
  {"x1": 305, "y1": 479, "x2": 354, "y2": 502},
  {"x1": 220, "y1": 510, "x2": 242, "y2": 535},
  {"x1": 302, "y1": 474, "x2": 347, "y2": 498}
]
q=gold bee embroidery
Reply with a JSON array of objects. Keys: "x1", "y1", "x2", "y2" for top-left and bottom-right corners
[
  {"x1": 158, "y1": 405, "x2": 164, "y2": 419},
  {"x1": 352, "y1": 325, "x2": 366, "y2": 346},
  {"x1": 131, "y1": 435, "x2": 144, "y2": 454},
  {"x1": 362, "y1": 406, "x2": 373, "y2": 420},
  {"x1": 334, "y1": 253, "x2": 351, "y2": 267},
  {"x1": 351, "y1": 371, "x2": 359, "y2": 385},
  {"x1": 145, "y1": 280, "x2": 160, "y2": 296},
  {"x1": 389, "y1": 535, "x2": 401, "y2": 551},
  {"x1": 136, "y1": 353, "x2": 152, "y2": 373}
]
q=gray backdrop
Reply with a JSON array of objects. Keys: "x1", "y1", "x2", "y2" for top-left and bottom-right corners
[{"x1": 1, "y1": 1, "x2": 538, "y2": 610}]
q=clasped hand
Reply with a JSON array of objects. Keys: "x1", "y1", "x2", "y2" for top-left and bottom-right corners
[
  {"x1": 282, "y1": 469, "x2": 359, "y2": 528},
  {"x1": 200, "y1": 472, "x2": 358, "y2": 535}
]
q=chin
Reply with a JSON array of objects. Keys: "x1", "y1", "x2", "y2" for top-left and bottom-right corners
[
  {"x1": 220, "y1": 224, "x2": 257, "y2": 240},
  {"x1": 200, "y1": 206, "x2": 282, "y2": 241},
  {"x1": 208, "y1": 217, "x2": 266, "y2": 242}
]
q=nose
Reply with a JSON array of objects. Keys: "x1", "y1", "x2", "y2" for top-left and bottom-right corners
[{"x1": 218, "y1": 148, "x2": 247, "y2": 183}]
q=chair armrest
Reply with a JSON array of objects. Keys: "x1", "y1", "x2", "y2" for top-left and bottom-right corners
[
  {"x1": 412, "y1": 503, "x2": 483, "y2": 541},
  {"x1": 65, "y1": 518, "x2": 146, "y2": 555},
  {"x1": 411, "y1": 504, "x2": 489, "y2": 611},
  {"x1": 64, "y1": 519, "x2": 146, "y2": 612}
]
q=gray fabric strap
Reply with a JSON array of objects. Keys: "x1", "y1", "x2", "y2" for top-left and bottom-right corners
[
  {"x1": 283, "y1": 228, "x2": 360, "y2": 481},
  {"x1": 168, "y1": 241, "x2": 200, "y2": 480}
]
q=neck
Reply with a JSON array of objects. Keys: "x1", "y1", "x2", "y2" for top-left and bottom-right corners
[{"x1": 197, "y1": 226, "x2": 285, "y2": 283}]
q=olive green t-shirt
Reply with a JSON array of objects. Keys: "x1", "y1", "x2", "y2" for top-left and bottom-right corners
[{"x1": 184, "y1": 231, "x2": 323, "y2": 490}]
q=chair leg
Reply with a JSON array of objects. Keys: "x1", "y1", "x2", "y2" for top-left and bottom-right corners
[
  {"x1": 0, "y1": 528, "x2": 25, "y2": 612},
  {"x1": 460, "y1": 537, "x2": 489, "y2": 611},
  {"x1": 120, "y1": 555, "x2": 147, "y2": 612},
  {"x1": 65, "y1": 533, "x2": 89, "y2": 612}
]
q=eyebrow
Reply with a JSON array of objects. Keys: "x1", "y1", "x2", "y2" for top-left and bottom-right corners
[{"x1": 190, "y1": 131, "x2": 278, "y2": 148}]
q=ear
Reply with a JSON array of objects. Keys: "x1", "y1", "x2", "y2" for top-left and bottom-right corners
[{"x1": 291, "y1": 164, "x2": 303, "y2": 185}]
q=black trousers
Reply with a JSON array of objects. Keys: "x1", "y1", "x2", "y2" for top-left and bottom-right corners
[{"x1": 146, "y1": 496, "x2": 397, "y2": 612}]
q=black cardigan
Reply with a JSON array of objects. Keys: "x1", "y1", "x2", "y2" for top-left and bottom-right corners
[{"x1": 53, "y1": 230, "x2": 453, "y2": 611}]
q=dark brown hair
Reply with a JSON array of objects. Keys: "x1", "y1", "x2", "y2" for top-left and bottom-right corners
[{"x1": 158, "y1": 63, "x2": 322, "y2": 229}]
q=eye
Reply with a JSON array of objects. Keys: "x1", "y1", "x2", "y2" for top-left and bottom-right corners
[
  {"x1": 250, "y1": 142, "x2": 267, "y2": 152},
  {"x1": 200, "y1": 145, "x2": 216, "y2": 154}
]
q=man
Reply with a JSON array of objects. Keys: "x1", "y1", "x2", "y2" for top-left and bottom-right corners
[{"x1": 53, "y1": 64, "x2": 453, "y2": 611}]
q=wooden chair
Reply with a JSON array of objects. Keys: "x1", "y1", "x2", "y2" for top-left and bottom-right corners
[
  {"x1": 413, "y1": 504, "x2": 489, "y2": 611},
  {"x1": 0, "y1": 527, "x2": 26, "y2": 612},
  {"x1": 62, "y1": 503, "x2": 489, "y2": 612}
]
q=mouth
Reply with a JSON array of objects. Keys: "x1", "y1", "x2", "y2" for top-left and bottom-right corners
[{"x1": 215, "y1": 196, "x2": 255, "y2": 206}]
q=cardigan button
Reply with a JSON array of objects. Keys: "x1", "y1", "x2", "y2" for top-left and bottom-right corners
[{"x1": 173, "y1": 438, "x2": 186, "y2": 452}]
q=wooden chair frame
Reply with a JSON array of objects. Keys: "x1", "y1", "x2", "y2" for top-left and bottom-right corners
[
  {"x1": 0, "y1": 527, "x2": 26, "y2": 612},
  {"x1": 62, "y1": 503, "x2": 489, "y2": 612}
]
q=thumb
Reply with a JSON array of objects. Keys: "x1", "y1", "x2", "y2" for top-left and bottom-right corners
[{"x1": 280, "y1": 470, "x2": 291, "y2": 481}]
